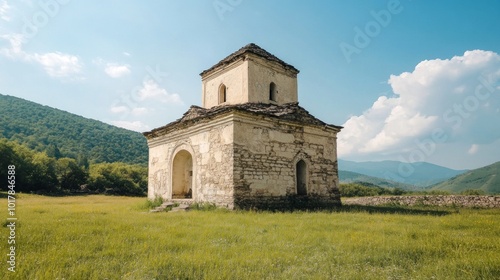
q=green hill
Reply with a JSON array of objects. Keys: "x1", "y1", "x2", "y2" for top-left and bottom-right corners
[
  {"x1": 339, "y1": 170, "x2": 419, "y2": 190},
  {"x1": 0, "y1": 94, "x2": 147, "y2": 165},
  {"x1": 430, "y1": 161, "x2": 500, "y2": 194}
]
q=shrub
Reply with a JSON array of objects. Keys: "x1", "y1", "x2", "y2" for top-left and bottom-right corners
[
  {"x1": 460, "y1": 189, "x2": 486, "y2": 195},
  {"x1": 339, "y1": 182, "x2": 405, "y2": 197},
  {"x1": 425, "y1": 190, "x2": 451, "y2": 195}
]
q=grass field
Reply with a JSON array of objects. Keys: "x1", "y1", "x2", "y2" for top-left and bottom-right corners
[{"x1": 1, "y1": 194, "x2": 499, "y2": 279}]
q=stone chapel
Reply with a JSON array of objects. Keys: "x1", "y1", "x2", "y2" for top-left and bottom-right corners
[{"x1": 143, "y1": 43, "x2": 342, "y2": 209}]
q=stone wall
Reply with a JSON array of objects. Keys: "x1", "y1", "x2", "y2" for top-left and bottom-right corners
[
  {"x1": 146, "y1": 110, "x2": 342, "y2": 210},
  {"x1": 247, "y1": 56, "x2": 298, "y2": 104},
  {"x1": 232, "y1": 113, "x2": 340, "y2": 208},
  {"x1": 202, "y1": 59, "x2": 248, "y2": 108},
  {"x1": 146, "y1": 116, "x2": 236, "y2": 208},
  {"x1": 201, "y1": 54, "x2": 298, "y2": 109},
  {"x1": 343, "y1": 195, "x2": 500, "y2": 208}
]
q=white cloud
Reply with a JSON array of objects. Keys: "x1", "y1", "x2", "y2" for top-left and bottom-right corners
[
  {"x1": 0, "y1": 0, "x2": 11, "y2": 21},
  {"x1": 339, "y1": 50, "x2": 500, "y2": 161},
  {"x1": 131, "y1": 107, "x2": 149, "y2": 116},
  {"x1": 104, "y1": 63, "x2": 131, "y2": 78},
  {"x1": 0, "y1": 9, "x2": 83, "y2": 80},
  {"x1": 1, "y1": 33, "x2": 83, "y2": 79},
  {"x1": 110, "y1": 105, "x2": 128, "y2": 114},
  {"x1": 138, "y1": 78, "x2": 183, "y2": 104},
  {"x1": 32, "y1": 52, "x2": 83, "y2": 78},
  {"x1": 0, "y1": 33, "x2": 25, "y2": 58},
  {"x1": 468, "y1": 144, "x2": 479, "y2": 155},
  {"x1": 109, "y1": 120, "x2": 150, "y2": 132},
  {"x1": 93, "y1": 58, "x2": 131, "y2": 78}
]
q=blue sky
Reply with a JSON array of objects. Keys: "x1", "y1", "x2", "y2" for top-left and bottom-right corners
[{"x1": 1, "y1": 0, "x2": 499, "y2": 170}]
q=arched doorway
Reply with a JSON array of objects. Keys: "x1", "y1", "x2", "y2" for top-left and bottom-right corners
[
  {"x1": 172, "y1": 150, "x2": 193, "y2": 198},
  {"x1": 296, "y1": 160, "x2": 307, "y2": 195}
]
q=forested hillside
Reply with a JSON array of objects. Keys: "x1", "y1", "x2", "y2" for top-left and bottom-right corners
[
  {"x1": 0, "y1": 94, "x2": 147, "y2": 165},
  {"x1": 430, "y1": 161, "x2": 500, "y2": 194}
]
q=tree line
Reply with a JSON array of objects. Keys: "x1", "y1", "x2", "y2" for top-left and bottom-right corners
[{"x1": 0, "y1": 139, "x2": 147, "y2": 196}]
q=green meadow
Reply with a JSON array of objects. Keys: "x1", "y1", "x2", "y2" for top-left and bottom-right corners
[{"x1": 1, "y1": 194, "x2": 499, "y2": 279}]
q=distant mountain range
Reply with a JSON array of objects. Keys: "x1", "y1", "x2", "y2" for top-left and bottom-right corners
[
  {"x1": 339, "y1": 159, "x2": 499, "y2": 194},
  {"x1": 338, "y1": 159, "x2": 467, "y2": 187},
  {"x1": 0, "y1": 94, "x2": 148, "y2": 165},
  {"x1": 338, "y1": 170, "x2": 418, "y2": 190},
  {"x1": 430, "y1": 161, "x2": 500, "y2": 194}
]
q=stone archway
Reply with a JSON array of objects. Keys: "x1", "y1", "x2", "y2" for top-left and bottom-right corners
[{"x1": 172, "y1": 150, "x2": 193, "y2": 198}]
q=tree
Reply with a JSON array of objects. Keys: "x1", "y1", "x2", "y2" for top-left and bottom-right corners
[
  {"x1": 56, "y1": 158, "x2": 88, "y2": 190},
  {"x1": 46, "y1": 144, "x2": 62, "y2": 159},
  {"x1": 88, "y1": 162, "x2": 147, "y2": 196},
  {"x1": 77, "y1": 153, "x2": 90, "y2": 169},
  {"x1": 31, "y1": 152, "x2": 58, "y2": 191},
  {"x1": 0, "y1": 139, "x2": 42, "y2": 192},
  {"x1": 340, "y1": 183, "x2": 378, "y2": 197}
]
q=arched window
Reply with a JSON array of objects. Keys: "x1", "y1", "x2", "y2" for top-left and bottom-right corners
[
  {"x1": 219, "y1": 84, "x2": 227, "y2": 104},
  {"x1": 269, "y1": 82, "x2": 276, "y2": 101},
  {"x1": 296, "y1": 160, "x2": 307, "y2": 195},
  {"x1": 172, "y1": 150, "x2": 193, "y2": 199}
]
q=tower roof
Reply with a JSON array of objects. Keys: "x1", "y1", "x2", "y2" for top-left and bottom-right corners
[{"x1": 200, "y1": 43, "x2": 299, "y2": 77}]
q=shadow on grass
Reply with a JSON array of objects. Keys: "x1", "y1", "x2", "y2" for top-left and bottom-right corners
[
  {"x1": 233, "y1": 204, "x2": 456, "y2": 216},
  {"x1": 235, "y1": 195, "x2": 456, "y2": 216}
]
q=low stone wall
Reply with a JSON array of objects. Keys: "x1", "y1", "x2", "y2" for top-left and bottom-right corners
[{"x1": 343, "y1": 195, "x2": 500, "y2": 208}]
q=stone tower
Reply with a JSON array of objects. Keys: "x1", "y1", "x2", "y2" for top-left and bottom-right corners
[
  {"x1": 143, "y1": 43, "x2": 342, "y2": 209},
  {"x1": 200, "y1": 43, "x2": 299, "y2": 108}
]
